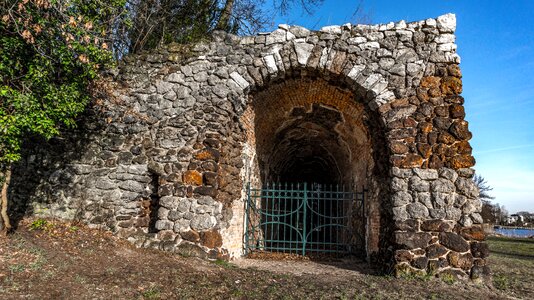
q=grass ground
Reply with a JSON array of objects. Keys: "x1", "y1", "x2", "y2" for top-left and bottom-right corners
[
  {"x1": 486, "y1": 236, "x2": 534, "y2": 297},
  {"x1": 0, "y1": 218, "x2": 532, "y2": 299}
]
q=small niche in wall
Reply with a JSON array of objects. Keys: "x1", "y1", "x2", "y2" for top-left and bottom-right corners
[{"x1": 148, "y1": 172, "x2": 160, "y2": 233}]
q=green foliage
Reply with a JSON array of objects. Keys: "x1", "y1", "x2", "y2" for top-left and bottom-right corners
[
  {"x1": 212, "y1": 258, "x2": 236, "y2": 268},
  {"x1": 126, "y1": 0, "x2": 219, "y2": 53},
  {"x1": 69, "y1": 225, "x2": 80, "y2": 232},
  {"x1": 0, "y1": 0, "x2": 126, "y2": 168},
  {"x1": 8, "y1": 263, "x2": 25, "y2": 274},
  {"x1": 29, "y1": 218, "x2": 51, "y2": 230},
  {"x1": 440, "y1": 273, "x2": 456, "y2": 285},
  {"x1": 122, "y1": 0, "x2": 324, "y2": 54},
  {"x1": 141, "y1": 286, "x2": 161, "y2": 299},
  {"x1": 493, "y1": 274, "x2": 510, "y2": 290}
]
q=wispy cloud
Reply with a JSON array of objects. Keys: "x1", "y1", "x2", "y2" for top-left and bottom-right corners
[{"x1": 475, "y1": 144, "x2": 534, "y2": 155}]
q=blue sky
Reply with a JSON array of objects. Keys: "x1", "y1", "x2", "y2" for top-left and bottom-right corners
[{"x1": 262, "y1": 0, "x2": 534, "y2": 213}]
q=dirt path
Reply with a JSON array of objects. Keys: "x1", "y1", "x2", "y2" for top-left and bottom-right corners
[{"x1": 233, "y1": 256, "x2": 377, "y2": 279}]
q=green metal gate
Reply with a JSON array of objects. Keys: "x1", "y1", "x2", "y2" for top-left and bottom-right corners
[{"x1": 244, "y1": 182, "x2": 365, "y2": 256}]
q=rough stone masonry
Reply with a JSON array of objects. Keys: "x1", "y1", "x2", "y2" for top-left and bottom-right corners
[{"x1": 9, "y1": 13, "x2": 489, "y2": 280}]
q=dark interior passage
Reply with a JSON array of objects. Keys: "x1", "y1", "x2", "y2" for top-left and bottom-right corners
[
  {"x1": 270, "y1": 104, "x2": 348, "y2": 185},
  {"x1": 245, "y1": 78, "x2": 374, "y2": 256}
]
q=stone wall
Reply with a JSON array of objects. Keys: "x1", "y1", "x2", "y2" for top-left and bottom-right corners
[{"x1": 9, "y1": 13, "x2": 488, "y2": 280}]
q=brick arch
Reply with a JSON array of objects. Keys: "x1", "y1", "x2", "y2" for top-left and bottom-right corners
[{"x1": 236, "y1": 66, "x2": 394, "y2": 259}]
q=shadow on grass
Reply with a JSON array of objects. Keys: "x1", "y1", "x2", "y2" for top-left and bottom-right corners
[
  {"x1": 487, "y1": 236, "x2": 534, "y2": 244},
  {"x1": 490, "y1": 250, "x2": 534, "y2": 260}
]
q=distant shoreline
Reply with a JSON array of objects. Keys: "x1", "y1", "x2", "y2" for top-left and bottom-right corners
[
  {"x1": 493, "y1": 225, "x2": 534, "y2": 230},
  {"x1": 491, "y1": 226, "x2": 534, "y2": 238}
]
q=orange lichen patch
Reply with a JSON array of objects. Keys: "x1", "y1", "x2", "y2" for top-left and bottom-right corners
[
  {"x1": 416, "y1": 88, "x2": 430, "y2": 102},
  {"x1": 447, "y1": 64, "x2": 462, "y2": 78},
  {"x1": 390, "y1": 141, "x2": 409, "y2": 154},
  {"x1": 449, "y1": 154, "x2": 476, "y2": 169},
  {"x1": 183, "y1": 170, "x2": 203, "y2": 185},
  {"x1": 460, "y1": 226, "x2": 486, "y2": 241},
  {"x1": 401, "y1": 154, "x2": 423, "y2": 168},
  {"x1": 449, "y1": 104, "x2": 465, "y2": 119},
  {"x1": 438, "y1": 132, "x2": 456, "y2": 145},
  {"x1": 393, "y1": 154, "x2": 423, "y2": 168},
  {"x1": 440, "y1": 76, "x2": 462, "y2": 95},
  {"x1": 194, "y1": 148, "x2": 220, "y2": 162},
  {"x1": 417, "y1": 143, "x2": 432, "y2": 159},
  {"x1": 452, "y1": 141, "x2": 473, "y2": 155},
  {"x1": 420, "y1": 76, "x2": 441, "y2": 89},
  {"x1": 419, "y1": 122, "x2": 433, "y2": 133}
]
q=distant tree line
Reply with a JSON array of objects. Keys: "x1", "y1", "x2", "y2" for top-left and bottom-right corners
[
  {"x1": 474, "y1": 174, "x2": 510, "y2": 225},
  {"x1": 112, "y1": 0, "x2": 327, "y2": 57}
]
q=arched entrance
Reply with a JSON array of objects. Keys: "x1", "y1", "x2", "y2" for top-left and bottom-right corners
[{"x1": 242, "y1": 77, "x2": 385, "y2": 258}]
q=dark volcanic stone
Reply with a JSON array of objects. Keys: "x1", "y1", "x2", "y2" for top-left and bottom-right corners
[
  {"x1": 427, "y1": 260, "x2": 440, "y2": 275},
  {"x1": 448, "y1": 252, "x2": 474, "y2": 270},
  {"x1": 426, "y1": 244, "x2": 449, "y2": 259},
  {"x1": 203, "y1": 171, "x2": 218, "y2": 186},
  {"x1": 395, "y1": 219, "x2": 420, "y2": 231},
  {"x1": 450, "y1": 120, "x2": 472, "y2": 140},
  {"x1": 421, "y1": 219, "x2": 453, "y2": 232},
  {"x1": 449, "y1": 104, "x2": 465, "y2": 119},
  {"x1": 433, "y1": 117, "x2": 452, "y2": 130},
  {"x1": 395, "y1": 232, "x2": 433, "y2": 249},
  {"x1": 203, "y1": 138, "x2": 221, "y2": 148},
  {"x1": 395, "y1": 250, "x2": 414, "y2": 262},
  {"x1": 130, "y1": 145, "x2": 143, "y2": 155},
  {"x1": 201, "y1": 161, "x2": 218, "y2": 172},
  {"x1": 180, "y1": 230, "x2": 200, "y2": 242},
  {"x1": 470, "y1": 265, "x2": 491, "y2": 281},
  {"x1": 471, "y1": 242, "x2": 490, "y2": 258},
  {"x1": 158, "y1": 184, "x2": 174, "y2": 196},
  {"x1": 439, "y1": 232, "x2": 469, "y2": 252},
  {"x1": 194, "y1": 186, "x2": 218, "y2": 197},
  {"x1": 411, "y1": 256, "x2": 429, "y2": 269}
]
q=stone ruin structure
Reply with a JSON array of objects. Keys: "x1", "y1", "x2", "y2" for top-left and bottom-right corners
[{"x1": 9, "y1": 13, "x2": 490, "y2": 280}]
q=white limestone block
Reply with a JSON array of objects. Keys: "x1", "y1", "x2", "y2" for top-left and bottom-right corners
[
  {"x1": 294, "y1": 42, "x2": 315, "y2": 66},
  {"x1": 437, "y1": 13, "x2": 456, "y2": 33},
  {"x1": 263, "y1": 55, "x2": 278, "y2": 73},
  {"x1": 229, "y1": 72, "x2": 250, "y2": 90}
]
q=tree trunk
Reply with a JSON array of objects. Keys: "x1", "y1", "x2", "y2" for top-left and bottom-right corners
[
  {"x1": 216, "y1": 0, "x2": 235, "y2": 31},
  {"x1": 1, "y1": 168, "x2": 12, "y2": 234}
]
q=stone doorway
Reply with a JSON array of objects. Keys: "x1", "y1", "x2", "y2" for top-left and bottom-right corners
[{"x1": 241, "y1": 77, "x2": 387, "y2": 259}]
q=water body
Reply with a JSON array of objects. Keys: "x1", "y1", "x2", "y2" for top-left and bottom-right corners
[{"x1": 494, "y1": 227, "x2": 534, "y2": 238}]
